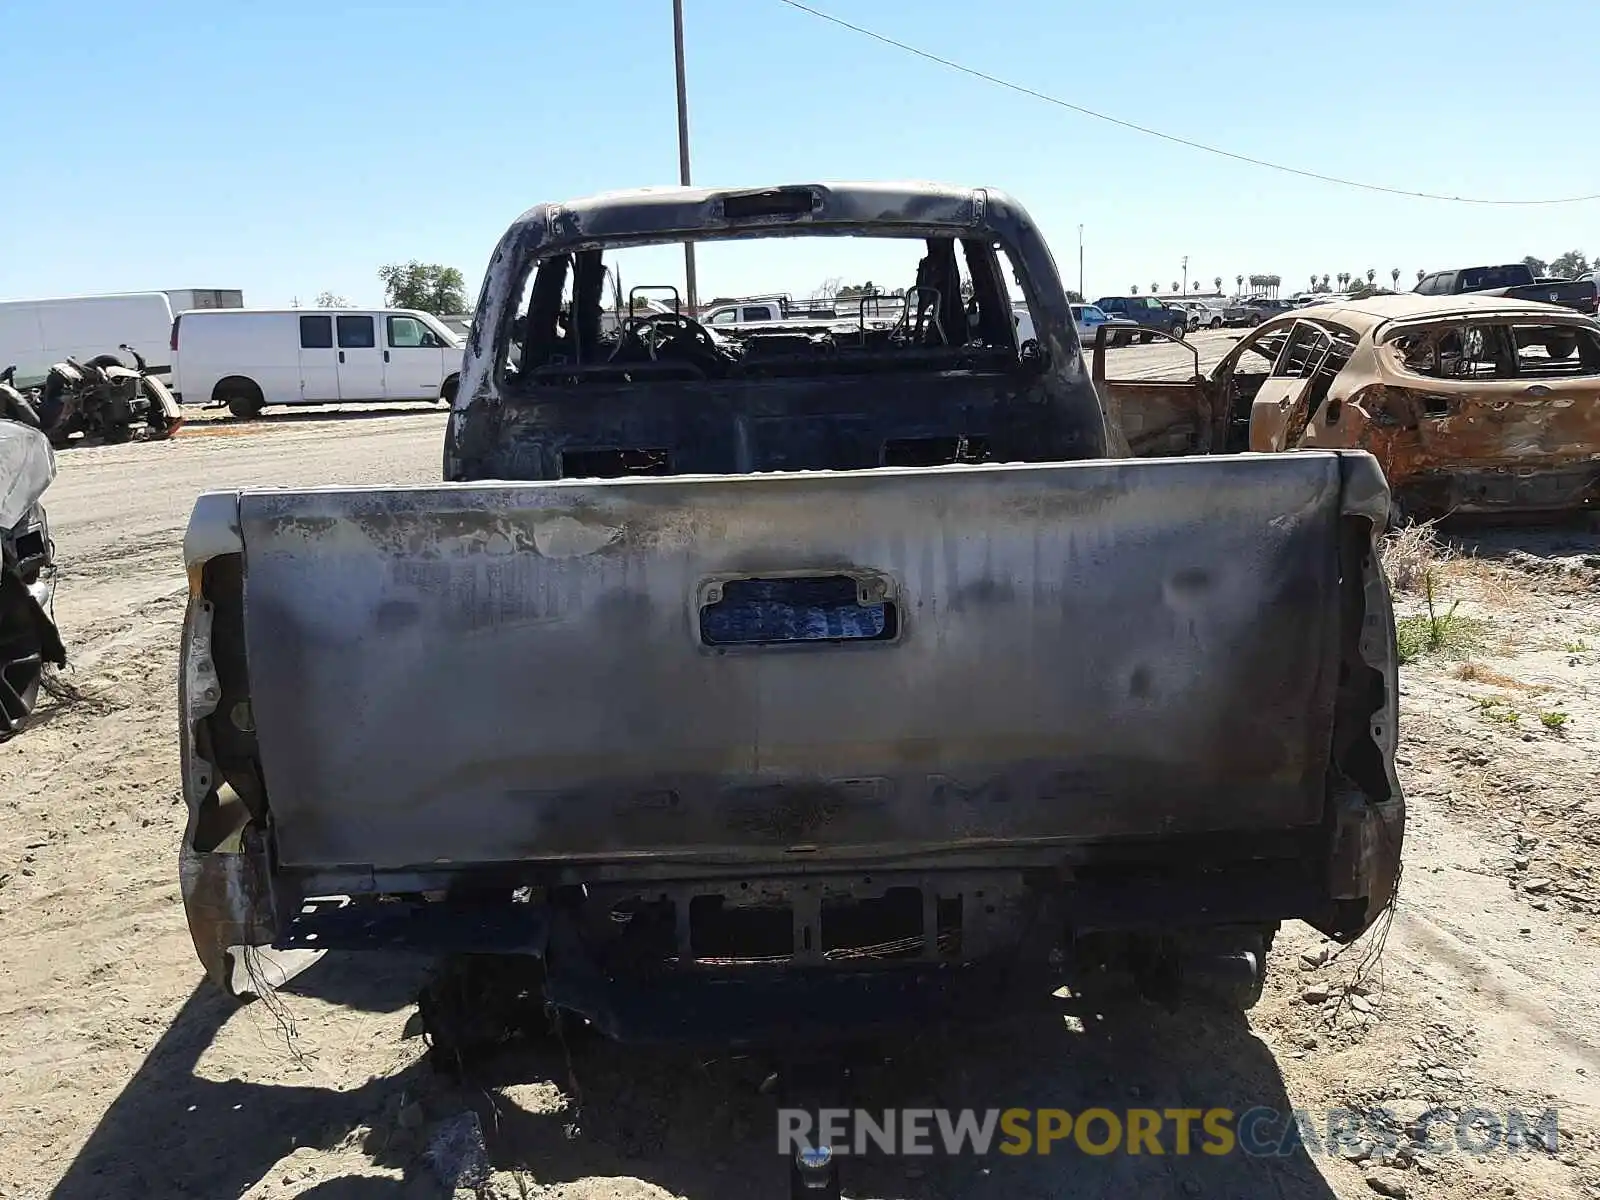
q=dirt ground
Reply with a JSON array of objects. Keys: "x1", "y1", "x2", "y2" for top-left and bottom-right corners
[{"x1": 4, "y1": 335, "x2": 1599, "y2": 1199}]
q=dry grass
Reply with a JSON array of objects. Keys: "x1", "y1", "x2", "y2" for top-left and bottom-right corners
[
  {"x1": 1452, "y1": 661, "x2": 1541, "y2": 691},
  {"x1": 1382, "y1": 521, "x2": 1453, "y2": 594},
  {"x1": 1381, "y1": 521, "x2": 1528, "y2": 609}
]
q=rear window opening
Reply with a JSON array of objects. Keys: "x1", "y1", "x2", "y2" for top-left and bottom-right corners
[
  {"x1": 1390, "y1": 322, "x2": 1600, "y2": 380},
  {"x1": 502, "y1": 232, "x2": 1029, "y2": 390}
]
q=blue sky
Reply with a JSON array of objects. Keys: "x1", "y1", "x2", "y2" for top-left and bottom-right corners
[{"x1": 2, "y1": 0, "x2": 1597, "y2": 307}]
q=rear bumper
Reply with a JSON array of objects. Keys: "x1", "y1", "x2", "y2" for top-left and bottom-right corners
[{"x1": 181, "y1": 819, "x2": 1399, "y2": 1043}]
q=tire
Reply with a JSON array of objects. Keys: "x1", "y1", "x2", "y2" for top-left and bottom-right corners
[
  {"x1": 102, "y1": 422, "x2": 133, "y2": 445},
  {"x1": 1111, "y1": 330, "x2": 1131, "y2": 348},
  {"x1": 440, "y1": 374, "x2": 459, "y2": 406},
  {"x1": 1248, "y1": 314, "x2": 1263, "y2": 327},
  {"x1": 1210, "y1": 317, "x2": 1222, "y2": 329},
  {"x1": 1138, "y1": 331, "x2": 1153, "y2": 345},
  {"x1": 86, "y1": 353, "x2": 126, "y2": 370},
  {"x1": 0, "y1": 385, "x2": 41, "y2": 430},
  {"x1": 215, "y1": 378, "x2": 264, "y2": 420}
]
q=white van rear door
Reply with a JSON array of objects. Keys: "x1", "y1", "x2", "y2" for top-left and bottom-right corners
[
  {"x1": 382, "y1": 314, "x2": 444, "y2": 400},
  {"x1": 335, "y1": 315, "x2": 385, "y2": 401}
]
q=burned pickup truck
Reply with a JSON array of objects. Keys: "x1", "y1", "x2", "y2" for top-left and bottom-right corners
[
  {"x1": 179, "y1": 183, "x2": 1403, "y2": 1048},
  {"x1": 1096, "y1": 292, "x2": 1600, "y2": 519}
]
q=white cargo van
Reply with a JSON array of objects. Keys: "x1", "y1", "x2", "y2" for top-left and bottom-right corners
[
  {"x1": 171, "y1": 308, "x2": 463, "y2": 418},
  {"x1": 0, "y1": 292, "x2": 179, "y2": 388}
]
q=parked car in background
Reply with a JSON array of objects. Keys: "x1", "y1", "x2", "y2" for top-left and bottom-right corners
[
  {"x1": 1093, "y1": 295, "x2": 1187, "y2": 341},
  {"x1": 1072, "y1": 302, "x2": 1139, "y2": 346},
  {"x1": 1414, "y1": 264, "x2": 1598, "y2": 316},
  {"x1": 171, "y1": 307, "x2": 463, "y2": 418},
  {"x1": 1176, "y1": 299, "x2": 1225, "y2": 330},
  {"x1": 1224, "y1": 296, "x2": 1296, "y2": 327},
  {"x1": 1091, "y1": 292, "x2": 1600, "y2": 521}
]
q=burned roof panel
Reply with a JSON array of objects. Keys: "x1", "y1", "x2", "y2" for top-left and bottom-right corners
[{"x1": 501, "y1": 182, "x2": 1003, "y2": 257}]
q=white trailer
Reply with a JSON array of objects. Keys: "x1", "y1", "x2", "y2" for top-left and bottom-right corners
[{"x1": 0, "y1": 289, "x2": 243, "y2": 388}]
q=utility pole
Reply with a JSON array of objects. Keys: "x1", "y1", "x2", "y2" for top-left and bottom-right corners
[
  {"x1": 1077, "y1": 224, "x2": 1084, "y2": 298},
  {"x1": 672, "y1": 0, "x2": 699, "y2": 312},
  {"x1": 1181, "y1": 255, "x2": 1189, "y2": 296}
]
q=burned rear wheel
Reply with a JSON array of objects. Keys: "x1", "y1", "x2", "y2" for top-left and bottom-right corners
[{"x1": 417, "y1": 953, "x2": 553, "y2": 1074}]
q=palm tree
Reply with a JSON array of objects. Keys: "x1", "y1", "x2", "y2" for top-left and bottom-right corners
[
  {"x1": 1321, "y1": 274, "x2": 1330, "y2": 290},
  {"x1": 1391, "y1": 267, "x2": 1400, "y2": 289},
  {"x1": 1213, "y1": 276, "x2": 1222, "y2": 294},
  {"x1": 1309, "y1": 274, "x2": 1317, "y2": 290},
  {"x1": 1151, "y1": 282, "x2": 1159, "y2": 295},
  {"x1": 1130, "y1": 284, "x2": 1138, "y2": 294},
  {"x1": 1235, "y1": 274, "x2": 1244, "y2": 295},
  {"x1": 1416, "y1": 269, "x2": 1425, "y2": 282},
  {"x1": 1366, "y1": 269, "x2": 1376, "y2": 285},
  {"x1": 1171, "y1": 281, "x2": 1180, "y2": 294}
]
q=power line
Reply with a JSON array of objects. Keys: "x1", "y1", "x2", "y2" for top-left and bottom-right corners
[{"x1": 774, "y1": 0, "x2": 1600, "y2": 207}]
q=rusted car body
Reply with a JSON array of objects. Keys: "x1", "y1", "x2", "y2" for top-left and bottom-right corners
[
  {"x1": 179, "y1": 183, "x2": 1403, "y2": 1048},
  {"x1": 1097, "y1": 293, "x2": 1600, "y2": 518}
]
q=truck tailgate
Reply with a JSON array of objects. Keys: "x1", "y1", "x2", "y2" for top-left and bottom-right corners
[{"x1": 215, "y1": 452, "x2": 1380, "y2": 871}]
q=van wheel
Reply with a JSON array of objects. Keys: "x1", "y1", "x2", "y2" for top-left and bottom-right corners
[
  {"x1": 216, "y1": 379, "x2": 264, "y2": 420},
  {"x1": 440, "y1": 375, "x2": 459, "y2": 407},
  {"x1": 1209, "y1": 317, "x2": 1222, "y2": 329}
]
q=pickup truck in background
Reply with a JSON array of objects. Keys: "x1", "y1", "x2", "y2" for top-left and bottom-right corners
[
  {"x1": 1415, "y1": 264, "x2": 1599, "y2": 317},
  {"x1": 178, "y1": 182, "x2": 1403, "y2": 1054},
  {"x1": 700, "y1": 295, "x2": 832, "y2": 325},
  {"x1": 1093, "y1": 294, "x2": 1189, "y2": 341}
]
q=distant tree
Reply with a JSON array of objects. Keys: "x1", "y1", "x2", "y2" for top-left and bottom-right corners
[
  {"x1": 836, "y1": 281, "x2": 879, "y2": 299},
  {"x1": 1309, "y1": 274, "x2": 1317, "y2": 290},
  {"x1": 1416, "y1": 269, "x2": 1425, "y2": 282},
  {"x1": 314, "y1": 291, "x2": 351, "y2": 308},
  {"x1": 1550, "y1": 250, "x2": 1591, "y2": 278},
  {"x1": 1065, "y1": 290, "x2": 1084, "y2": 304},
  {"x1": 1171, "y1": 281, "x2": 1180, "y2": 294},
  {"x1": 1213, "y1": 276, "x2": 1222, "y2": 293},
  {"x1": 1321, "y1": 274, "x2": 1330, "y2": 289},
  {"x1": 811, "y1": 276, "x2": 843, "y2": 300},
  {"x1": 1366, "y1": 269, "x2": 1376, "y2": 285},
  {"x1": 377, "y1": 261, "x2": 469, "y2": 315},
  {"x1": 1235, "y1": 274, "x2": 1244, "y2": 294},
  {"x1": 1151, "y1": 281, "x2": 1159, "y2": 295},
  {"x1": 1130, "y1": 284, "x2": 1139, "y2": 294},
  {"x1": 1522, "y1": 255, "x2": 1549, "y2": 278},
  {"x1": 1391, "y1": 267, "x2": 1401, "y2": 288}
]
